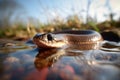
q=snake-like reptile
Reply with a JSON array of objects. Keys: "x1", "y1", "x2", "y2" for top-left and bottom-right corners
[{"x1": 33, "y1": 30, "x2": 103, "y2": 50}]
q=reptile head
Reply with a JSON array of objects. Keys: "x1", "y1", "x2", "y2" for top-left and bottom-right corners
[{"x1": 33, "y1": 33, "x2": 65, "y2": 49}]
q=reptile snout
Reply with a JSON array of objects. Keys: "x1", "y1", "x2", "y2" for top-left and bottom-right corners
[
  {"x1": 33, "y1": 33, "x2": 54, "y2": 42},
  {"x1": 33, "y1": 33, "x2": 45, "y2": 39}
]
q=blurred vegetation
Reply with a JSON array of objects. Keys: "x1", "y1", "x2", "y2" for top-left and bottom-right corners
[
  {"x1": 0, "y1": 14, "x2": 120, "y2": 40},
  {"x1": 0, "y1": 0, "x2": 120, "y2": 40}
]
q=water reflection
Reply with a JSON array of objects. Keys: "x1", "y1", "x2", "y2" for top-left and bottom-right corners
[
  {"x1": 0, "y1": 40, "x2": 120, "y2": 80},
  {"x1": 34, "y1": 46, "x2": 120, "y2": 80},
  {"x1": 35, "y1": 49, "x2": 61, "y2": 70}
]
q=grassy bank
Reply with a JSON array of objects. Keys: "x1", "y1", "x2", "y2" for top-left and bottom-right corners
[{"x1": 0, "y1": 17, "x2": 120, "y2": 40}]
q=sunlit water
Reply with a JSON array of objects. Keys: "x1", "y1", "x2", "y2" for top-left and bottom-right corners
[{"x1": 0, "y1": 39, "x2": 120, "y2": 80}]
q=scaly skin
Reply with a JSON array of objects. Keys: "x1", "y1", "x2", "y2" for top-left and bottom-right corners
[{"x1": 33, "y1": 30, "x2": 103, "y2": 50}]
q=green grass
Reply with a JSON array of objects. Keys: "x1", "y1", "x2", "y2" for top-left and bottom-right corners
[{"x1": 0, "y1": 15, "x2": 119, "y2": 39}]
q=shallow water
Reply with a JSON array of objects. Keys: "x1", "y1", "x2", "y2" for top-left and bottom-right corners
[{"x1": 0, "y1": 39, "x2": 120, "y2": 80}]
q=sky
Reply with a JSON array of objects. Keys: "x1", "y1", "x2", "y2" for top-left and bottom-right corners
[{"x1": 1, "y1": 0, "x2": 120, "y2": 23}]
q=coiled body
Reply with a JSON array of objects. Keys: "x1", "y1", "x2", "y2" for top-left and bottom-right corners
[{"x1": 33, "y1": 30, "x2": 103, "y2": 50}]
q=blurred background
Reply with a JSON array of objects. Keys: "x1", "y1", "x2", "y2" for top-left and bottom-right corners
[{"x1": 0, "y1": 0, "x2": 120, "y2": 40}]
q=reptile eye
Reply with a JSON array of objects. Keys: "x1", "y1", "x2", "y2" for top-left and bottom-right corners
[{"x1": 47, "y1": 33, "x2": 53, "y2": 41}]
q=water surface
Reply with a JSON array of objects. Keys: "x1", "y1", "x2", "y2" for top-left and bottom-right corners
[{"x1": 0, "y1": 39, "x2": 120, "y2": 80}]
